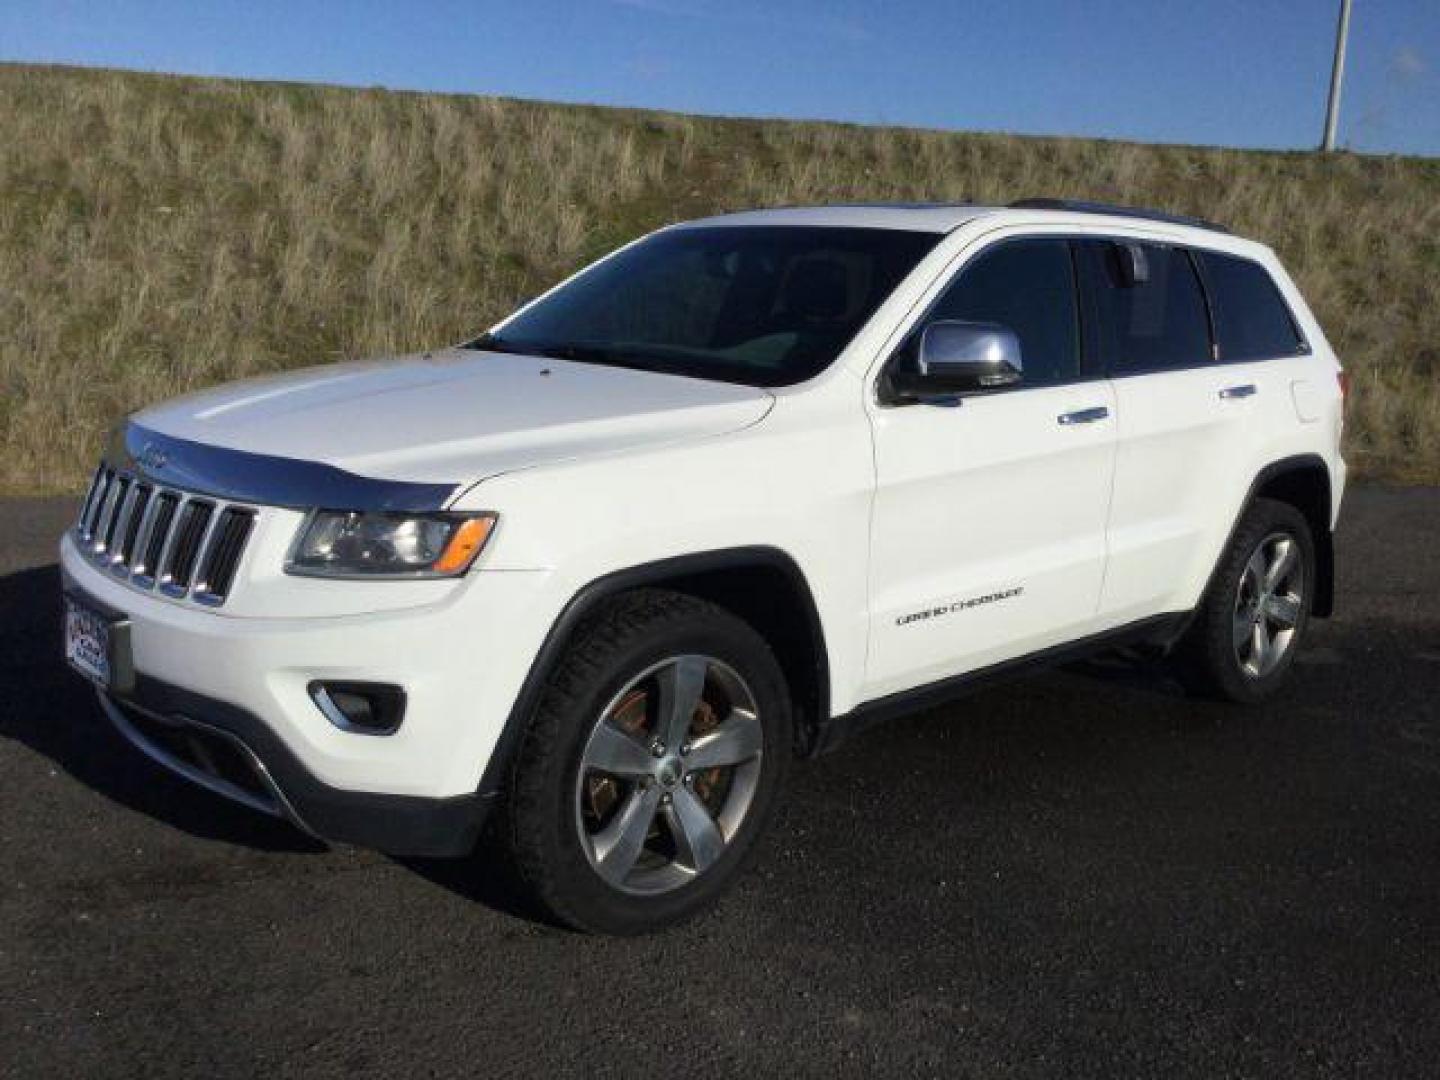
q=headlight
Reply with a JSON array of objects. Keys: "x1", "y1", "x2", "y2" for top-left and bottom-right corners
[{"x1": 286, "y1": 511, "x2": 497, "y2": 579}]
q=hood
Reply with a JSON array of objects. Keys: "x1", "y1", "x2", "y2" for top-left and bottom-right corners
[{"x1": 133, "y1": 348, "x2": 775, "y2": 489}]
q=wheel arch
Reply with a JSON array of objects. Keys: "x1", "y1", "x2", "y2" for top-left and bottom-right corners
[
  {"x1": 1225, "y1": 454, "x2": 1337, "y2": 618},
  {"x1": 477, "y1": 547, "x2": 831, "y2": 797}
]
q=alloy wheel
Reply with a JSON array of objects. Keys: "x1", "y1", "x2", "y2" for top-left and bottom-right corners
[
  {"x1": 1232, "y1": 530, "x2": 1304, "y2": 679},
  {"x1": 574, "y1": 655, "x2": 764, "y2": 895}
]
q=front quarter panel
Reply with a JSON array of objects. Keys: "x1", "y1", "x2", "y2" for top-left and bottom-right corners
[{"x1": 454, "y1": 385, "x2": 876, "y2": 718}]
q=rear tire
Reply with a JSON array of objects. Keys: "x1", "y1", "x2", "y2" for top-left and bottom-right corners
[
  {"x1": 506, "y1": 589, "x2": 791, "y2": 935},
  {"x1": 1174, "y1": 497, "x2": 1314, "y2": 704}
]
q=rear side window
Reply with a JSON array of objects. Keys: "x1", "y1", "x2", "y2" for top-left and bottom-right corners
[
  {"x1": 1197, "y1": 252, "x2": 1306, "y2": 361},
  {"x1": 1080, "y1": 241, "x2": 1211, "y2": 374},
  {"x1": 925, "y1": 238, "x2": 1081, "y2": 386}
]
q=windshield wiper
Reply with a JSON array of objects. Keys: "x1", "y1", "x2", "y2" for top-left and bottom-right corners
[
  {"x1": 471, "y1": 335, "x2": 671, "y2": 374},
  {"x1": 531, "y1": 342, "x2": 647, "y2": 368},
  {"x1": 468, "y1": 334, "x2": 756, "y2": 384},
  {"x1": 466, "y1": 332, "x2": 535, "y2": 355}
]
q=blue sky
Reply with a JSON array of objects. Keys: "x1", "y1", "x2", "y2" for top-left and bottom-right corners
[{"x1": 2, "y1": 0, "x2": 1436, "y2": 155}]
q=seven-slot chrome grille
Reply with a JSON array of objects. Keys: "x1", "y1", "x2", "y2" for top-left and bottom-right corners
[{"x1": 74, "y1": 465, "x2": 258, "y2": 606}]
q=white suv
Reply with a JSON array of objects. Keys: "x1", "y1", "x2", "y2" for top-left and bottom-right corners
[{"x1": 61, "y1": 200, "x2": 1346, "y2": 933}]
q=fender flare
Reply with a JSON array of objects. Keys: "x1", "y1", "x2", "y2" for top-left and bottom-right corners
[
  {"x1": 474, "y1": 546, "x2": 830, "y2": 797},
  {"x1": 1200, "y1": 453, "x2": 1337, "y2": 625}
]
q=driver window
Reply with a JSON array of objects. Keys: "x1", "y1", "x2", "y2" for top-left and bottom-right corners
[{"x1": 927, "y1": 239, "x2": 1081, "y2": 386}]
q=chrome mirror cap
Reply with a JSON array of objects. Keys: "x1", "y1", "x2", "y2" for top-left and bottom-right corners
[{"x1": 916, "y1": 320, "x2": 1024, "y2": 389}]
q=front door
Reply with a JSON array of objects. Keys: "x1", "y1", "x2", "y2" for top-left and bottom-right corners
[{"x1": 863, "y1": 237, "x2": 1117, "y2": 701}]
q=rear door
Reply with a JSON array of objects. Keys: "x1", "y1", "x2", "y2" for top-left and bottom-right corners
[
  {"x1": 1079, "y1": 239, "x2": 1268, "y2": 623},
  {"x1": 1194, "y1": 248, "x2": 1321, "y2": 443},
  {"x1": 863, "y1": 237, "x2": 1117, "y2": 700}
]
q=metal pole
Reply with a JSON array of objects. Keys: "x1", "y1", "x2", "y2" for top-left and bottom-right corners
[{"x1": 1321, "y1": 0, "x2": 1353, "y2": 151}]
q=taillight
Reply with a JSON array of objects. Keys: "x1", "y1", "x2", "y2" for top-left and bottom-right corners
[{"x1": 1337, "y1": 370, "x2": 1350, "y2": 404}]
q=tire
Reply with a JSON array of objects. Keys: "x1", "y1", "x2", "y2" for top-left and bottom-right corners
[
  {"x1": 1173, "y1": 497, "x2": 1315, "y2": 704},
  {"x1": 505, "y1": 588, "x2": 792, "y2": 935}
]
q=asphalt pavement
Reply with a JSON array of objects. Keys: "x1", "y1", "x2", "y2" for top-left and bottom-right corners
[{"x1": 2, "y1": 487, "x2": 1438, "y2": 1078}]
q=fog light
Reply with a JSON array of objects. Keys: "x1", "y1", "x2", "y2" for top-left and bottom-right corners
[{"x1": 308, "y1": 681, "x2": 406, "y2": 735}]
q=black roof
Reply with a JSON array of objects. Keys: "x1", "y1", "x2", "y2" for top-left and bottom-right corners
[{"x1": 1008, "y1": 198, "x2": 1229, "y2": 233}]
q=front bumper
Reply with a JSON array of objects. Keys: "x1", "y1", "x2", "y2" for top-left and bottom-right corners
[
  {"x1": 60, "y1": 530, "x2": 556, "y2": 855},
  {"x1": 96, "y1": 678, "x2": 492, "y2": 857}
]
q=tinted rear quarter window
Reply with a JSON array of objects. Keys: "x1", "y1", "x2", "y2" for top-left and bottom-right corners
[
  {"x1": 1081, "y1": 241, "x2": 1212, "y2": 374},
  {"x1": 1197, "y1": 252, "x2": 1306, "y2": 361}
]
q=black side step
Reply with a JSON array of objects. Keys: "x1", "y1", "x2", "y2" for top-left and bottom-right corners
[{"x1": 810, "y1": 611, "x2": 1191, "y2": 756}]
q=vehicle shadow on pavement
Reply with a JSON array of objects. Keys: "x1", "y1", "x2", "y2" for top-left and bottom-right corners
[
  {"x1": 8, "y1": 546, "x2": 1435, "y2": 935},
  {"x1": 2, "y1": 560, "x2": 579, "y2": 922},
  {"x1": 396, "y1": 843, "x2": 565, "y2": 928},
  {"x1": 0, "y1": 563, "x2": 324, "y2": 854}
]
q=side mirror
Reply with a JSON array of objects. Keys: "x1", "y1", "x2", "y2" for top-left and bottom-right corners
[{"x1": 892, "y1": 320, "x2": 1024, "y2": 399}]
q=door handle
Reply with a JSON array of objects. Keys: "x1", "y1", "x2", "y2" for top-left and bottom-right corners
[
  {"x1": 1057, "y1": 406, "x2": 1110, "y2": 425},
  {"x1": 1219, "y1": 384, "x2": 1258, "y2": 400}
]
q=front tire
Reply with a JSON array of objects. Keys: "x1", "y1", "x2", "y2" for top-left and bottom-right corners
[
  {"x1": 1174, "y1": 497, "x2": 1315, "y2": 703},
  {"x1": 506, "y1": 589, "x2": 791, "y2": 934}
]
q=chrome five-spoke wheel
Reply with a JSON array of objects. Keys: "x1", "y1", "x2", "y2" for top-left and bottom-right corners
[
  {"x1": 575, "y1": 654, "x2": 764, "y2": 895},
  {"x1": 1233, "y1": 531, "x2": 1304, "y2": 679},
  {"x1": 1174, "y1": 497, "x2": 1314, "y2": 703}
]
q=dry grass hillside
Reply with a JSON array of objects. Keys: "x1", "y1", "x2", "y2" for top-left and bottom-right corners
[{"x1": 2, "y1": 64, "x2": 1437, "y2": 492}]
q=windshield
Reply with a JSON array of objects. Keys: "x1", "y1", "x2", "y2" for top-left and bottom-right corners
[{"x1": 468, "y1": 226, "x2": 941, "y2": 387}]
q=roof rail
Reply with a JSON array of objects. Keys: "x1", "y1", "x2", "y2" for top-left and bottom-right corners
[{"x1": 1008, "y1": 198, "x2": 1229, "y2": 234}]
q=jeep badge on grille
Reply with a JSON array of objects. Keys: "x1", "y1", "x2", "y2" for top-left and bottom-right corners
[{"x1": 138, "y1": 442, "x2": 169, "y2": 472}]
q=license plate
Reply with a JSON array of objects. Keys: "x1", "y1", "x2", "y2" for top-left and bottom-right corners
[{"x1": 65, "y1": 598, "x2": 113, "y2": 686}]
